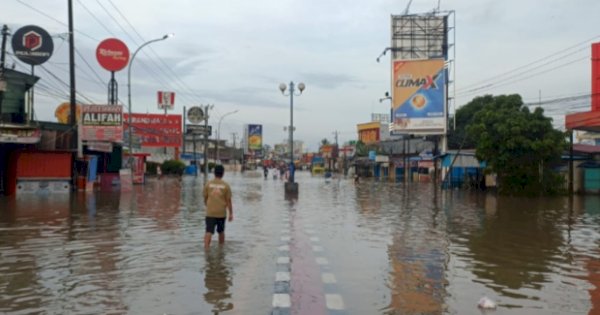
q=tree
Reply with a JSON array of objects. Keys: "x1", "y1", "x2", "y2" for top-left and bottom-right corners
[
  {"x1": 321, "y1": 138, "x2": 330, "y2": 146},
  {"x1": 448, "y1": 95, "x2": 494, "y2": 149},
  {"x1": 466, "y1": 94, "x2": 566, "y2": 195}
]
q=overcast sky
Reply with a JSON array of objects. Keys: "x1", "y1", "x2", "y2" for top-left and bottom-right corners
[{"x1": 2, "y1": 0, "x2": 600, "y2": 150}]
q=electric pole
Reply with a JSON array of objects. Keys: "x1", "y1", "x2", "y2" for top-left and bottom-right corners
[
  {"x1": 231, "y1": 132, "x2": 238, "y2": 170},
  {"x1": 203, "y1": 104, "x2": 213, "y2": 181}
]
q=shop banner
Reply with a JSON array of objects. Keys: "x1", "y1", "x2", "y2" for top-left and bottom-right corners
[
  {"x1": 123, "y1": 113, "x2": 182, "y2": 147},
  {"x1": 392, "y1": 59, "x2": 446, "y2": 134},
  {"x1": 81, "y1": 105, "x2": 123, "y2": 142}
]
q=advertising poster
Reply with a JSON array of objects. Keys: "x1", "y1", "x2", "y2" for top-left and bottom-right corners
[
  {"x1": 80, "y1": 105, "x2": 123, "y2": 142},
  {"x1": 123, "y1": 113, "x2": 182, "y2": 147},
  {"x1": 392, "y1": 59, "x2": 446, "y2": 134},
  {"x1": 247, "y1": 124, "x2": 262, "y2": 151}
]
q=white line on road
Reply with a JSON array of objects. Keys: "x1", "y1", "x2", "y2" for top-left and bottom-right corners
[
  {"x1": 309, "y1": 236, "x2": 320, "y2": 242},
  {"x1": 321, "y1": 273, "x2": 337, "y2": 284},
  {"x1": 312, "y1": 245, "x2": 323, "y2": 252},
  {"x1": 277, "y1": 256, "x2": 290, "y2": 264},
  {"x1": 315, "y1": 257, "x2": 329, "y2": 265},
  {"x1": 275, "y1": 271, "x2": 291, "y2": 282},
  {"x1": 325, "y1": 294, "x2": 345, "y2": 310},
  {"x1": 280, "y1": 236, "x2": 291, "y2": 242},
  {"x1": 272, "y1": 294, "x2": 291, "y2": 308},
  {"x1": 278, "y1": 245, "x2": 290, "y2": 251}
]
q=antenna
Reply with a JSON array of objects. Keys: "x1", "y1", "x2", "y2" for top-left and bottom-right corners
[{"x1": 403, "y1": 0, "x2": 413, "y2": 15}]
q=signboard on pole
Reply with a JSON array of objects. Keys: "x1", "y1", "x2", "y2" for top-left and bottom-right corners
[
  {"x1": 187, "y1": 106, "x2": 204, "y2": 123},
  {"x1": 247, "y1": 124, "x2": 262, "y2": 151},
  {"x1": 80, "y1": 105, "x2": 123, "y2": 142},
  {"x1": 158, "y1": 91, "x2": 175, "y2": 110},
  {"x1": 186, "y1": 124, "x2": 211, "y2": 136},
  {"x1": 11, "y1": 25, "x2": 54, "y2": 65},
  {"x1": 96, "y1": 38, "x2": 130, "y2": 72},
  {"x1": 391, "y1": 59, "x2": 446, "y2": 134}
]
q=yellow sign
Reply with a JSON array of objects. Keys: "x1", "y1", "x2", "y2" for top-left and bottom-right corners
[{"x1": 55, "y1": 102, "x2": 82, "y2": 124}]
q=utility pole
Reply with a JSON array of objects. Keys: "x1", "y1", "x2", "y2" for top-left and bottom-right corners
[
  {"x1": 0, "y1": 25, "x2": 9, "y2": 122},
  {"x1": 68, "y1": 0, "x2": 78, "y2": 157},
  {"x1": 333, "y1": 130, "x2": 339, "y2": 172},
  {"x1": 231, "y1": 132, "x2": 238, "y2": 170},
  {"x1": 203, "y1": 104, "x2": 213, "y2": 181}
]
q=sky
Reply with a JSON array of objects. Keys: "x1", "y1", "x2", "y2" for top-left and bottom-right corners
[{"x1": 2, "y1": 0, "x2": 600, "y2": 151}]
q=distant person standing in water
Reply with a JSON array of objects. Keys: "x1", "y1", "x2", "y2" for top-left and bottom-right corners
[{"x1": 203, "y1": 165, "x2": 233, "y2": 249}]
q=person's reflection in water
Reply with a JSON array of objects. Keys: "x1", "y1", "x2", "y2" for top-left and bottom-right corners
[{"x1": 203, "y1": 248, "x2": 234, "y2": 313}]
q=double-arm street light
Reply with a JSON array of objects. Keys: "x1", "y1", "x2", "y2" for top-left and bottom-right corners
[
  {"x1": 279, "y1": 81, "x2": 305, "y2": 195},
  {"x1": 216, "y1": 109, "x2": 239, "y2": 163},
  {"x1": 126, "y1": 33, "x2": 173, "y2": 167}
]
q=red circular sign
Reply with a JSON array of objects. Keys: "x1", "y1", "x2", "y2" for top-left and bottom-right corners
[{"x1": 96, "y1": 38, "x2": 130, "y2": 72}]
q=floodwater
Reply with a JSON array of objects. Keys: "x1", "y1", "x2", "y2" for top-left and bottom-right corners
[{"x1": 1, "y1": 171, "x2": 599, "y2": 314}]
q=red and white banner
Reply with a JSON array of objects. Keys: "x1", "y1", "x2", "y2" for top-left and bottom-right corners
[
  {"x1": 123, "y1": 113, "x2": 182, "y2": 147},
  {"x1": 157, "y1": 91, "x2": 175, "y2": 110}
]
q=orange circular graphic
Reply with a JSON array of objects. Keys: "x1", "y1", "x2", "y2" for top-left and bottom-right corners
[{"x1": 411, "y1": 94, "x2": 427, "y2": 109}]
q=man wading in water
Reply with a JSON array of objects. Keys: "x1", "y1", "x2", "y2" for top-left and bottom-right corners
[{"x1": 203, "y1": 165, "x2": 233, "y2": 249}]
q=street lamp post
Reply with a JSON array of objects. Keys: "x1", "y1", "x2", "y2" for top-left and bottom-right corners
[
  {"x1": 279, "y1": 81, "x2": 305, "y2": 195},
  {"x1": 126, "y1": 34, "x2": 172, "y2": 169},
  {"x1": 216, "y1": 109, "x2": 238, "y2": 164}
]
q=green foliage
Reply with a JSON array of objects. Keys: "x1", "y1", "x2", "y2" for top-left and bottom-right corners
[
  {"x1": 321, "y1": 138, "x2": 330, "y2": 145},
  {"x1": 355, "y1": 140, "x2": 367, "y2": 156},
  {"x1": 448, "y1": 95, "x2": 494, "y2": 149},
  {"x1": 466, "y1": 94, "x2": 566, "y2": 195},
  {"x1": 161, "y1": 160, "x2": 186, "y2": 175}
]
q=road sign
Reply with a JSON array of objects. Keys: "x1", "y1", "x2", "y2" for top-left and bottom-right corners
[
  {"x1": 187, "y1": 106, "x2": 204, "y2": 124},
  {"x1": 186, "y1": 124, "x2": 211, "y2": 136}
]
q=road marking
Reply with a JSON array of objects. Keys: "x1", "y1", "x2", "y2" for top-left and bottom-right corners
[
  {"x1": 325, "y1": 294, "x2": 345, "y2": 310},
  {"x1": 276, "y1": 271, "x2": 291, "y2": 282},
  {"x1": 281, "y1": 236, "x2": 291, "y2": 242},
  {"x1": 278, "y1": 245, "x2": 290, "y2": 251},
  {"x1": 277, "y1": 257, "x2": 290, "y2": 264},
  {"x1": 310, "y1": 236, "x2": 320, "y2": 242},
  {"x1": 321, "y1": 273, "x2": 337, "y2": 284},
  {"x1": 315, "y1": 257, "x2": 329, "y2": 265},
  {"x1": 272, "y1": 294, "x2": 291, "y2": 308},
  {"x1": 312, "y1": 245, "x2": 323, "y2": 252}
]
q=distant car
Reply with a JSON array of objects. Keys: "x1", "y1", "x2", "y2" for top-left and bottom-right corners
[{"x1": 311, "y1": 164, "x2": 325, "y2": 174}]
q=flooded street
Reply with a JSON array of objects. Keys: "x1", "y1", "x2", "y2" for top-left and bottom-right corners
[{"x1": 1, "y1": 171, "x2": 600, "y2": 314}]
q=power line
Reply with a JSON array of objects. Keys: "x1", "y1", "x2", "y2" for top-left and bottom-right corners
[
  {"x1": 13, "y1": 0, "x2": 99, "y2": 42},
  {"x1": 456, "y1": 55, "x2": 589, "y2": 98},
  {"x1": 457, "y1": 34, "x2": 600, "y2": 92}
]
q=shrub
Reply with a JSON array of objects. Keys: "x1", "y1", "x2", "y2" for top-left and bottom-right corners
[{"x1": 161, "y1": 160, "x2": 186, "y2": 175}]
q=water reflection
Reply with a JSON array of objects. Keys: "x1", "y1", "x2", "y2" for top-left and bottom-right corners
[{"x1": 203, "y1": 249, "x2": 234, "y2": 313}]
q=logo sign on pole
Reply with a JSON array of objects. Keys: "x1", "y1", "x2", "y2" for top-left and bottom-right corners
[
  {"x1": 11, "y1": 25, "x2": 54, "y2": 65},
  {"x1": 96, "y1": 38, "x2": 130, "y2": 72},
  {"x1": 157, "y1": 91, "x2": 175, "y2": 110},
  {"x1": 187, "y1": 106, "x2": 204, "y2": 124}
]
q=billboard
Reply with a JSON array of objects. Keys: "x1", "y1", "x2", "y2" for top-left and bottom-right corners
[
  {"x1": 391, "y1": 59, "x2": 446, "y2": 134},
  {"x1": 390, "y1": 14, "x2": 448, "y2": 60},
  {"x1": 123, "y1": 113, "x2": 182, "y2": 147},
  {"x1": 80, "y1": 105, "x2": 123, "y2": 142},
  {"x1": 247, "y1": 124, "x2": 262, "y2": 151}
]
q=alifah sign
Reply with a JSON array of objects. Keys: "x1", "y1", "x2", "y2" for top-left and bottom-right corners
[{"x1": 80, "y1": 105, "x2": 123, "y2": 142}]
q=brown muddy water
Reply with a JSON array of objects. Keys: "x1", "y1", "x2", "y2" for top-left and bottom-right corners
[{"x1": 1, "y1": 171, "x2": 599, "y2": 314}]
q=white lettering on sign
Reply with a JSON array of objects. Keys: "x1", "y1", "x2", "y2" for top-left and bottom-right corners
[
  {"x1": 98, "y1": 48, "x2": 127, "y2": 60},
  {"x1": 82, "y1": 112, "x2": 122, "y2": 126}
]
